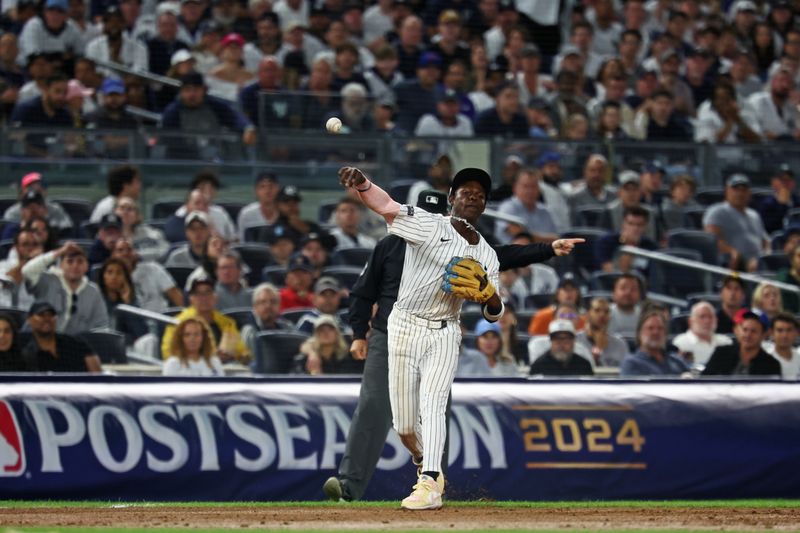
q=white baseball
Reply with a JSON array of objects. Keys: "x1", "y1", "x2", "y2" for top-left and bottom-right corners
[{"x1": 326, "y1": 117, "x2": 342, "y2": 133}]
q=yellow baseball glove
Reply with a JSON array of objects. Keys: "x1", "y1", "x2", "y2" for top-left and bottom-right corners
[{"x1": 441, "y1": 256, "x2": 496, "y2": 303}]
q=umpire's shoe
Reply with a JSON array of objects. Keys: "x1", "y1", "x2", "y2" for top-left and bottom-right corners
[
  {"x1": 323, "y1": 476, "x2": 347, "y2": 502},
  {"x1": 401, "y1": 474, "x2": 444, "y2": 510}
]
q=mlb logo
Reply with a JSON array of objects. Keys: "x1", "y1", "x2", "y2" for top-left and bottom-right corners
[{"x1": 0, "y1": 400, "x2": 25, "y2": 476}]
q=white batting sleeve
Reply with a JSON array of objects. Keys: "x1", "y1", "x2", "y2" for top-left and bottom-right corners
[{"x1": 387, "y1": 206, "x2": 437, "y2": 246}]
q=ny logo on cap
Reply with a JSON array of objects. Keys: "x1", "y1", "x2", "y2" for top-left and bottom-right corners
[{"x1": 426, "y1": 195, "x2": 439, "y2": 204}]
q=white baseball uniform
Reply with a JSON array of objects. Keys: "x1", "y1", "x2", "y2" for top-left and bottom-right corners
[{"x1": 386, "y1": 204, "x2": 501, "y2": 474}]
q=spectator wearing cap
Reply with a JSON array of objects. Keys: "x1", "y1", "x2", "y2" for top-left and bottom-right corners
[
  {"x1": 731, "y1": 0, "x2": 759, "y2": 47},
  {"x1": 703, "y1": 174, "x2": 768, "y2": 272},
  {"x1": 146, "y1": 10, "x2": 190, "y2": 76},
  {"x1": 414, "y1": 87, "x2": 474, "y2": 137},
  {"x1": 638, "y1": 161, "x2": 666, "y2": 207},
  {"x1": 394, "y1": 49, "x2": 441, "y2": 132},
  {"x1": 214, "y1": 250, "x2": 252, "y2": 310},
  {"x1": 161, "y1": 71, "x2": 257, "y2": 147},
  {"x1": 587, "y1": 74, "x2": 635, "y2": 133},
  {"x1": 298, "y1": 56, "x2": 337, "y2": 129},
  {"x1": 113, "y1": 197, "x2": 168, "y2": 263},
  {"x1": 161, "y1": 277, "x2": 251, "y2": 363},
  {"x1": 543, "y1": 69, "x2": 589, "y2": 134},
  {"x1": 635, "y1": 88, "x2": 693, "y2": 141},
  {"x1": 672, "y1": 300, "x2": 733, "y2": 368},
  {"x1": 682, "y1": 46, "x2": 716, "y2": 108},
  {"x1": 165, "y1": 210, "x2": 212, "y2": 269},
  {"x1": 280, "y1": 253, "x2": 316, "y2": 311},
  {"x1": 763, "y1": 312, "x2": 800, "y2": 380},
  {"x1": 175, "y1": 172, "x2": 237, "y2": 241},
  {"x1": 17, "y1": 52, "x2": 53, "y2": 105},
  {"x1": 457, "y1": 319, "x2": 519, "y2": 377},
  {"x1": 427, "y1": 10, "x2": 470, "y2": 73},
  {"x1": 276, "y1": 20, "x2": 326, "y2": 76},
  {"x1": 716, "y1": 274, "x2": 746, "y2": 335},
  {"x1": 695, "y1": 81, "x2": 761, "y2": 144},
  {"x1": 494, "y1": 168, "x2": 557, "y2": 244},
  {"x1": 239, "y1": 56, "x2": 299, "y2": 130},
  {"x1": 596, "y1": 206, "x2": 658, "y2": 276},
  {"x1": 529, "y1": 319, "x2": 593, "y2": 376},
  {"x1": 21, "y1": 301, "x2": 102, "y2": 373},
  {"x1": 609, "y1": 273, "x2": 644, "y2": 338},
  {"x1": 10, "y1": 73, "x2": 73, "y2": 155},
  {"x1": 164, "y1": 189, "x2": 208, "y2": 243},
  {"x1": 87, "y1": 213, "x2": 123, "y2": 265},
  {"x1": 567, "y1": 154, "x2": 615, "y2": 222},
  {"x1": 748, "y1": 69, "x2": 800, "y2": 141},
  {"x1": 295, "y1": 314, "x2": 363, "y2": 375},
  {"x1": 112, "y1": 237, "x2": 184, "y2": 312},
  {"x1": 483, "y1": 0, "x2": 518, "y2": 63},
  {"x1": 260, "y1": 224, "x2": 298, "y2": 267},
  {"x1": 273, "y1": 0, "x2": 309, "y2": 33},
  {"x1": 587, "y1": 0, "x2": 623, "y2": 57},
  {"x1": 514, "y1": 43, "x2": 552, "y2": 109},
  {"x1": 86, "y1": 5, "x2": 148, "y2": 77},
  {"x1": 190, "y1": 19, "x2": 224, "y2": 74},
  {"x1": 393, "y1": 15, "x2": 424, "y2": 79},
  {"x1": 329, "y1": 197, "x2": 377, "y2": 251},
  {"x1": 3, "y1": 172, "x2": 73, "y2": 236},
  {"x1": 474, "y1": 81, "x2": 528, "y2": 138},
  {"x1": 553, "y1": 21, "x2": 602, "y2": 79},
  {"x1": 703, "y1": 308, "x2": 781, "y2": 376},
  {"x1": 605, "y1": 172, "x2": 659, "y2": 242},
  {"x1": 0, "y1": 227, "x2": 41, "y2": 309},
  {"x1": 527, "y1": 276, "x2": 585, "y2": 336},
  {"x1": 90, "y1": 164, "x2": 141, "y2": 224},
  {"x1": 241, "y1": 282, "x2": 294, "y2": 354},
  {"x1": 362, "y1": 0, "x2": 393, "y2": 47},
  {"x1": 17, "y1": 0, "x2": 85, "y2": 65},
  {"x1": 1, "y1": 190, "x2": 49, "y2": 241},
  {"x1": 300, "y1": 231, "x2": 335, "y2": 274},
  {"x1": 757, "y1": 164, "x2": 800, "y2": 235},
  {"x1": 276, "y1": 184, "x2": 324, "y2": 237},
  {"x1": 22, "y1": 241, "x2": 109, "y2": 335},
  {"x1": 86, "y1": 79, "x2": 139, "y2": 152},
  {"x1": 576, "y1": 296, "x2": 629, "y2": 367},
  {"x1": 363, "y1": 44, "x2": 403, "y2": 104},
  {"x1": 176, "y1": 0, "x2": 206, "y2": 46},
  {"x1": 728, "y1": 48, "x2": 763, "y2": 101},
  {"x1": 660, "y1": 174, "x2": 699, "y2": 232},
  {"x1": 296, "y1": 275, "x2": 349, "y2": 334},
  {"x1": 237, "y1": 172, "x2": 281, "y2": 241},
  {"x1": 620, "y1": 309, "x2": 689, "y2": 377},
  {"x1": 206, "y1": 33, "x2": 256, "y2": 102},
  {"x1": 652, "y1": 48, "x2": 695, "y2": 118}
]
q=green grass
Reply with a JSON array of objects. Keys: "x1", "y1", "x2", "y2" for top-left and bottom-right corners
[{"x1": 2, "y1": 499, "x2": 800, "y2": 508}]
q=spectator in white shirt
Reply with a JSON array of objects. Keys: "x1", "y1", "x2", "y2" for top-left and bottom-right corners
[
  {"x1": 329, "y1": 197, "x2": 377, "y2": 251},
  {"x1": 672, "y1": 300, "x2": 733, "y2": 368},
  {"x1": 237, "y1": 172, "x2": 281, "y2": 241},
  {"x1": 695, "y1": 82, "x2": 761, "y2": 144},
  {"x1": 747, "y1": 69, "x2": 800, "y2": 141},
  {"x1": 414, "y1": 88, "x2": 474, "y2": 137},
  {"x1": 495, "y1": 168, "x2": 558, "y2": 244},
  {"x1": 90, "y1": 164, "x2": 142, "y2": 224},
  {"x1": 763, "y1": 312, "x2": 800, "y2": 380},
  {"x1": 18, "y1": 0, "x2": 85, "y2": 66},
  {"x1": 85, "y1": 6, "x2": 148, "y2": 77},
  {"x1": 273, "y1": 0, "x2": 309, "y2": 32}
]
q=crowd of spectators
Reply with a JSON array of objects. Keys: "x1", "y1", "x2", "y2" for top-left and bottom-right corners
[{"x1": 2, "y1": 0, "x2": 800, "y2": 146}]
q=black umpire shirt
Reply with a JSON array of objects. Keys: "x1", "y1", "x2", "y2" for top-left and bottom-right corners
[{"x1": 350, "y1": 236, "x2": 556, "y2": 339}]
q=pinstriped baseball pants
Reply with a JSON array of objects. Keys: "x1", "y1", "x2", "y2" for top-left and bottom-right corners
[{"x1": 387, "y1": 307, "x2": 460, "y2": 474}]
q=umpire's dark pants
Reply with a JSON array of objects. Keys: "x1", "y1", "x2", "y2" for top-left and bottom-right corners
[{"x1": 337, "y1": 329, "x2": 451, "y2": 501}]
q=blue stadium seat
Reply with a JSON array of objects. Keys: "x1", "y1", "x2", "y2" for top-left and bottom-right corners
[
  {"x1": 559, "y1": 228, "x2": 605, "y2": 279},
  {"x1": 280, "y1": 308, "x2": 313, "y2": 325},
  {"x1": 331, "y1": 247, "x2": 371, "y2": 267},
  {"x1": 590, "y1": 271, "x2": 621, "y2": 292},
  {"x1": 261, "y1": 265, "x2": 286, "y2": 286},
  {"x1": 165, "y1": 266, "x2": 194, "y2": 290},
  {"x1": 575, "y1": 206, "x2": 611, "y2": 229},
  {"x1": 648, "y1": 248, "x2": 708, "y2": 297},
  {"x1": 231, "y1": 244, "x2": 275, "y2": 286},
  {"x1": 695, "y1": 187, "x2": 724, "y2": 206},
  {"x1": 151, "y1": 200, "x2": 183, "y2": 220},
  {"x1": 321, "y1": 266, "x2": 363, "y2": 290},
  {"x1": 460, "y1": 308, "x2": 483, "y2": 332},
  {"x1": 666, "y1": 230, "x2": 719, "y2": 266},
  {"x1": 80, "y1": 330, "x2": 127, "y2": 364},
  {"x1": 388, "y1": 179, "x2": 418, "y2": 203},
  {"x1": 254, "y1": 331, "x2": 309, "y2": 374},
  {"x1": 0, "y1": 306, "x2": 26, "y2": 329},
  {"x1": 669, "y1": 313, "x2": 690, "y2": 335},
  {"x1": 758, "y1": 252, "x2": 789, "y2": 273},
  {"x1": 54, "y1": 198, "x2": 93, "y2": 228},
  {"x1": 317, "y1": 200, "x2": 339, "y2": 223},
  {"x1": 223, "y1": 307, "x2": 256, "y2": 329}
]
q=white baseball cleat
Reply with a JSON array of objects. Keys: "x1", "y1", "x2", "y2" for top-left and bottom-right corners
[{"x1": 401, "y1": 474, "x2": 445, "y2": 510}]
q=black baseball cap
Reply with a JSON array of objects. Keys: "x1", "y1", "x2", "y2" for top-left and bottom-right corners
[
  {"x1": 301, "y1": 231, "x2": 336, "y2": 251},
  {"x1": 21, "y1": 189, "x2": 45, "y2": 207},
  {"x1": 179, "y1": 71, "x2": 205, "y2": 87},
  {"x1": 417, "y1": 189, "x2": 448, "y2": 215},
  {"x1": 29, "y1": 300, "x2": 57, "y2": 316},
  {"x1": 438, "y1": 88, "x2": 459, "y2": 103},
  {"x1": 287, "y1": 253, "x2": 314, "y2": 273},
  {"x1": 277, "y1": 185, "x2": 301, "y2": 202},
  {"x1": 255, "y1": 172, "x2": 278, "y2": 184},
  {"x1": 449, "y1": 168, "x2": 492, "y2": 198},
  {"x1": 99, "y1": 213, "x2": 122, "y2": 230},
  {"x1": 263, "y1": 224, "x2": 299, "y2": 245}
]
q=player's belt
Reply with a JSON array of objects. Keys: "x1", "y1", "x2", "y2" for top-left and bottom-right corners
[{"x1": 406, "y1": 314, "x2": 448, "y2": 330}]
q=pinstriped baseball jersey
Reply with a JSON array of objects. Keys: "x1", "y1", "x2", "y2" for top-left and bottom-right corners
[{"x1": 388, "y1": 205, "x2": 500, "y2": 321}]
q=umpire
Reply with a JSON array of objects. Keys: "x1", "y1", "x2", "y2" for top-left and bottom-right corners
[{"x1": 324, "y1": 190, "x2": 583, "y2": 501}]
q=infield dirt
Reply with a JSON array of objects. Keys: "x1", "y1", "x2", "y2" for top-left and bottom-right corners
[{"x1": 2, "y1": 505, "x2": 800, "y2": 531}]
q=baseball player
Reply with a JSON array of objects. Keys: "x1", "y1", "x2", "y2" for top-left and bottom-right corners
[
  {"x1": 323, "y1": 190, "x2": 583, "y2": 503},
  {"x1": 338, "y1": 166, "x2": 582, "y2": 509}
]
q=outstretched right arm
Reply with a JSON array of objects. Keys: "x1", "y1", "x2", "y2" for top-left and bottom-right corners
[{"x1": 339, "y1": 166, "x2": 400, "y2": 224}]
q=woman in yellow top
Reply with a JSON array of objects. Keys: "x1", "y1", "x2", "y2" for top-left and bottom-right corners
[{"x1": 161, "y1": 278, "x2": 251, "y2": 363}]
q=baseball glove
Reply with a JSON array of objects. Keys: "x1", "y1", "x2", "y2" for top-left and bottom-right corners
[{"x1": 441, "y1": 256, "x2": 496, "y2": 303}]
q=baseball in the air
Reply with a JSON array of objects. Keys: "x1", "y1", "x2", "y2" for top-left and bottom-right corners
[{"x1": 326, "y1": 117, "x2": 343, "y2": 133}]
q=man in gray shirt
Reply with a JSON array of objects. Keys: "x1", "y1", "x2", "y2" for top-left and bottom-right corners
[
  {"x1": 605, "y1": 170, "x2": 658, "y2": 241},
  {"x1": 164, "y1": 211, "x2": 211, "y2": 269},
  {"x1": 494, "y1": 168, "x2": 558, "y2": 244},
  {"x1": 237, "y1": 172, "x2": 281, "y2": 241},
  {"x1": 3, "y1": 172, "x2": 73, "y2": 233},
  {"x1": 575, "y1": 296, "x2": 629, "y2": 367},
  {"x1": 567, "y1": 154, "x2": 616, "y2": 225},
  {"x1": 215, "y1": 250, "x2": 252, "y2": 310},
  {"x1": 22, "y1": 241, "x2": 109, "y2": 335},
  {"x1": 608, "y1": 273, "x2": 643, "y2": 338},
  {"x1": 703, "y1": 173, "x2": 768, "y2": 272}
]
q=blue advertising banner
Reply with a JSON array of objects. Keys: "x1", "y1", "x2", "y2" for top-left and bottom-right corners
[{"x1": 0, "y1": 377, "x2": 799, "y2": 501}]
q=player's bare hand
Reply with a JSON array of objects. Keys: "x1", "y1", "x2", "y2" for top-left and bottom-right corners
[
  {"x1": 552, "y1": 238, "x2": 585, "y2": 256},
  {"x1": 339, "y1": 166, "x2": 367, "y2": 189},
  {"x1": 350, "y1": 339, "x2": 368, "y2": 360}
]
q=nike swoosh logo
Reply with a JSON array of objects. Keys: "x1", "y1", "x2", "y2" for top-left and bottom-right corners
[{"x1": 440, "y1": 238, "x2": 452, "y2": 242}]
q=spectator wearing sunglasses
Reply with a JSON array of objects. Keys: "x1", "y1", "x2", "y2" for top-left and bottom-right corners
[{"x1": 21, "y1": 241, "x2": 109, "y2": 335}]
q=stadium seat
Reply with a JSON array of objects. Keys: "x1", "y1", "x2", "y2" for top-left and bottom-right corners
[
  {"x1": 317, "y1": 200, "x2": 338, "y2": 223},
  {"x1": 669, "y1": 313, "x2": 690, "y2": 335},
  {"x1": 336, "y1": 308, "x2": 350, "y2": 325},
  {"x1": 243, "y1": 225, "x2": 270, "y2": 243},
  {"x1": 223, "y1": 307, "x2": 256, "y2": 329},
  {"x1": 460, "y1": 308, "x2": 483, "y2": 331},
  {"x1": 590, "y1": 271, "x2": 621, "y2": 292},
  {"x1": 758, "y1": 252, "x2": 789, "y2": 273},
  {"x1": 217, "y1": 201, "x2": 245, "y2": 221},
  {"x1": 280, "y1": 308, "x2": 314, "y2": 325},
  {"x1": 331, "y1": 247, "x2": 371, "y2": 267},
  {"x1": 515, "y1": 310, "x2": 535, "y2": 332},
  {"x1": 784, "y1": 207, "x2": 800, "y2": 227},
  {"x1": 231, "y1": 244, "x2": 275, "y2": 285},
  {"x1": 695, "y1": 187, "x2": 724, "y2": 206},
  {"x1": 388, "y1": 179, "x2": 417, "y2": 203},
  {"x1": 523, "y1": 293, "x2": 554, "y2": 310},
  {"x1": 151, "y1": 200, "x2": 183, "y2": 220},
  {"x1": 321, "y1": 266, "x2": 363, "y2": 290},
  {"x1": 0, "y1": 306, "x2": 26, "y2": 329},
  {"x1": 686, "y1": 293, "x2": 722, "y2": 308},
  {"x1": 574, "y1": 206, "x2": 611, "y2": 229},
  {"x1": 514, "y1": 333, "x2": 531, "y2": 363},
  {"x1": 683, "y1": 206, "x2": 706, "y2": 229},
  {"x1": 749, "y1": 188, "x2": 773, "y2": 209},
  {"x1": 55, "y1": 198, "x2": 93, "y2": 227},
  {"x1": 648, "y1": 248, "x2": 708, "y2": 297},
  {"x1": 261, "y1": 265, "x2": 286, "y2": 286},
  {"x1": 0, "y1": 239, "x2": 13, "y2": 259},
  {"x1": 80, "y1": 221, "x2": 98, "y2": 239},
  {"x1": 80, "y1": 330, "x2": 127, "y2": 364},
  {"x1": 166, "y1": 266, "x2": 194, "y2": 290},
  {"x1": 461, "y1": 333, "x2": 476, "y2": 349},
  {"x1": 559, "y1": 228, "x2": 605, "y2": 279},
  {"x1": 666, "y1": 230, "x2": 720, "y2": 266},
  {"x1": 0, "y1": 198, "x2": 16, "y2": 215},
  {"x1": 254, "y1": 331, "x2": 309, "y2": 374}
]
